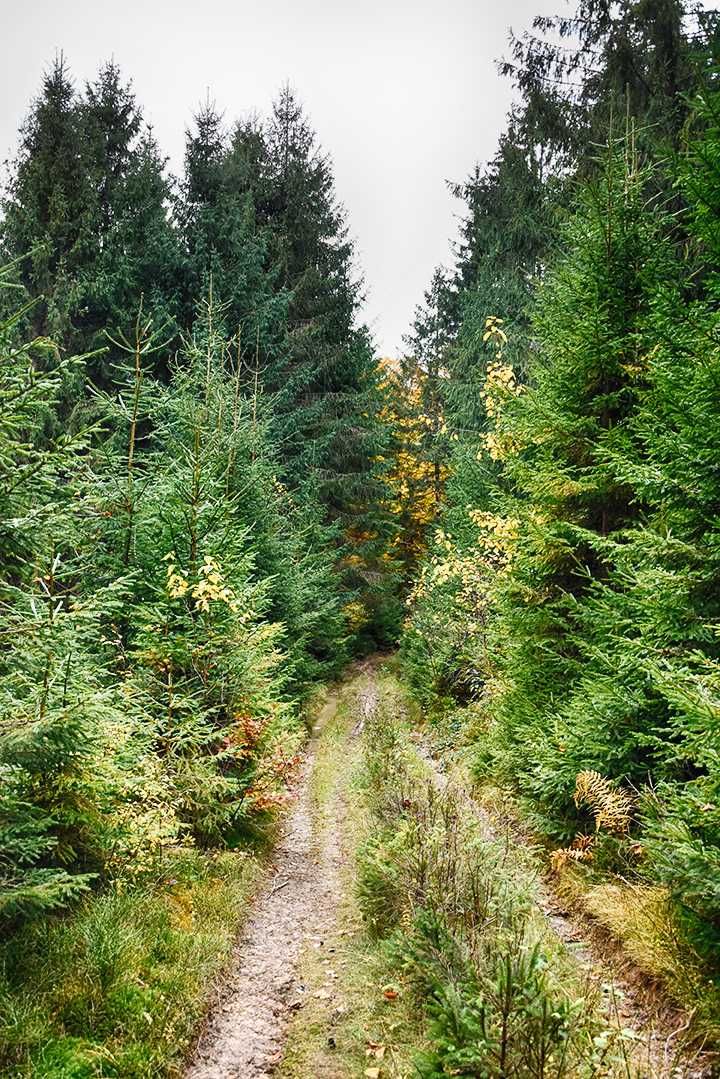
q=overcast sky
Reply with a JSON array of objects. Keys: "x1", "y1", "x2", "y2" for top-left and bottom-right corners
[{"x1": 2, "y1": 0, "x2": 562, "y2": 356}]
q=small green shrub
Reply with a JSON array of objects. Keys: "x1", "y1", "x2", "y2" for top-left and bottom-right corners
[
  {"x1": 357, "y1": 691, "x2": 634, "y2": 1078},
  {"x1": 405, "y1": 913, "x2": 606, "y2": 1079}
]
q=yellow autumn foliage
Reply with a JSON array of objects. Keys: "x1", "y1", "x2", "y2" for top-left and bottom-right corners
[{"x1": 377, "y1": 357, "x2": 449, "y2": 565}]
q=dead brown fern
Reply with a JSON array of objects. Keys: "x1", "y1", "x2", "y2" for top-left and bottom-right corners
[
  {"x1": 574, "y1": 769, "x2": 634, "y2": 834},
  {"x1": 550, "y1": 833, "x2": 594, "y2": 873}
]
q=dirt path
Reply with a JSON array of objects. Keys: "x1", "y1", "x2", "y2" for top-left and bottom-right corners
[
  {"x1": 184, "y1": 668, "x2": 376, "y2": 1079},
  {"x1": 184, "y1": 664, "x2": 711, "y2": 1078}
]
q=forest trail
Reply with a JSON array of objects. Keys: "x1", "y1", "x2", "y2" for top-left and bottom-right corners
[
  {"x1": 184, "y1": 662, "x2": 377, "y2": 1079},
  {"x1": 183, "y1": 661, "x2": 711, "y2": 1079}
]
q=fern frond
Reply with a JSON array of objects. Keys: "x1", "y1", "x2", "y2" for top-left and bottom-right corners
[
  {"x1": 574, "y1": 770, "x2": 633, "y2": 833},
  {"x1": 550, "y1": 833, "x2": 595, "y2": 873}
]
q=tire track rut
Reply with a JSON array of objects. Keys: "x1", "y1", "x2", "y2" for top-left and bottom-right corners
[{"x1": 185, "y1": 668, "x2": 377, "y2": 1079}]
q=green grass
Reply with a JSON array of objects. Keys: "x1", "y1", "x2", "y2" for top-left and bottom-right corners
[
  {"x1": 0, "y1": 843, "x2": 267, "y2": 1076},
  {"x1": 403, "y1": 694, "x2": 720, "y2": 1069},
  {"x1": 0, "y1": 681, "x2": 357, "y2": 1078},
  {"x1": 417, "y1": 701, "x2": 720, "y2": 1052},
  {"x1": 350, "y1": 671, "x2": 652, "y2": 1079}
]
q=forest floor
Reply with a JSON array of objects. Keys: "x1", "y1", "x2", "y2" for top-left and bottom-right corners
[{"x1": 182, "y1": 660, "x2": 714, "y2": 1079}]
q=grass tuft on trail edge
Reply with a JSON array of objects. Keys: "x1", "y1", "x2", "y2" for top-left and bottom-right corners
[{"x1": 0, "y1": 847, "x2": 265, "y2": 1078}]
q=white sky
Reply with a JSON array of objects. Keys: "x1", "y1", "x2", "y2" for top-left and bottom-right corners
[{"x1": 2, "y1": 0, "x2": 564, "y2": 355}]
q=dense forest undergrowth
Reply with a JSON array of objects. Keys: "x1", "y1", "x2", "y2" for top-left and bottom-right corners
[{"x1": 4, "y1": 0, "x2": 720, "y2": 1074}]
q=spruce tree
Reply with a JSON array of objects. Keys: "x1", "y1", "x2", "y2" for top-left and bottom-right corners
[
  {"x1": 235, "y1": 88, "x2": 395, "y2": 639},
  {"x1": 125, "y1": 300, "x2": 299, "y2": 842},
  {"x1": 473, "y1": 146, "x2": 669, "y2": 820},
  {"x1": 542, "y1": 98, "x2": 720, "y2": 932},
  {"x1": 1, "y1": 56, "x2": 93, "y2": 345},
  {"x1": 2, "y1": 58, "x2": 183, "y2": 386},
  {"x1": 232, "y1": 89, "x2": 384, "y2": 508},
  {"x1": 78, "y1": 63, "x2": 184, "y2": 380},
  {"x1": 178, "y1": 101, "x2": 287, "y2": 382},
  {"x1": 0, "y1": 259, "x2": 135, "y2": 918}
]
